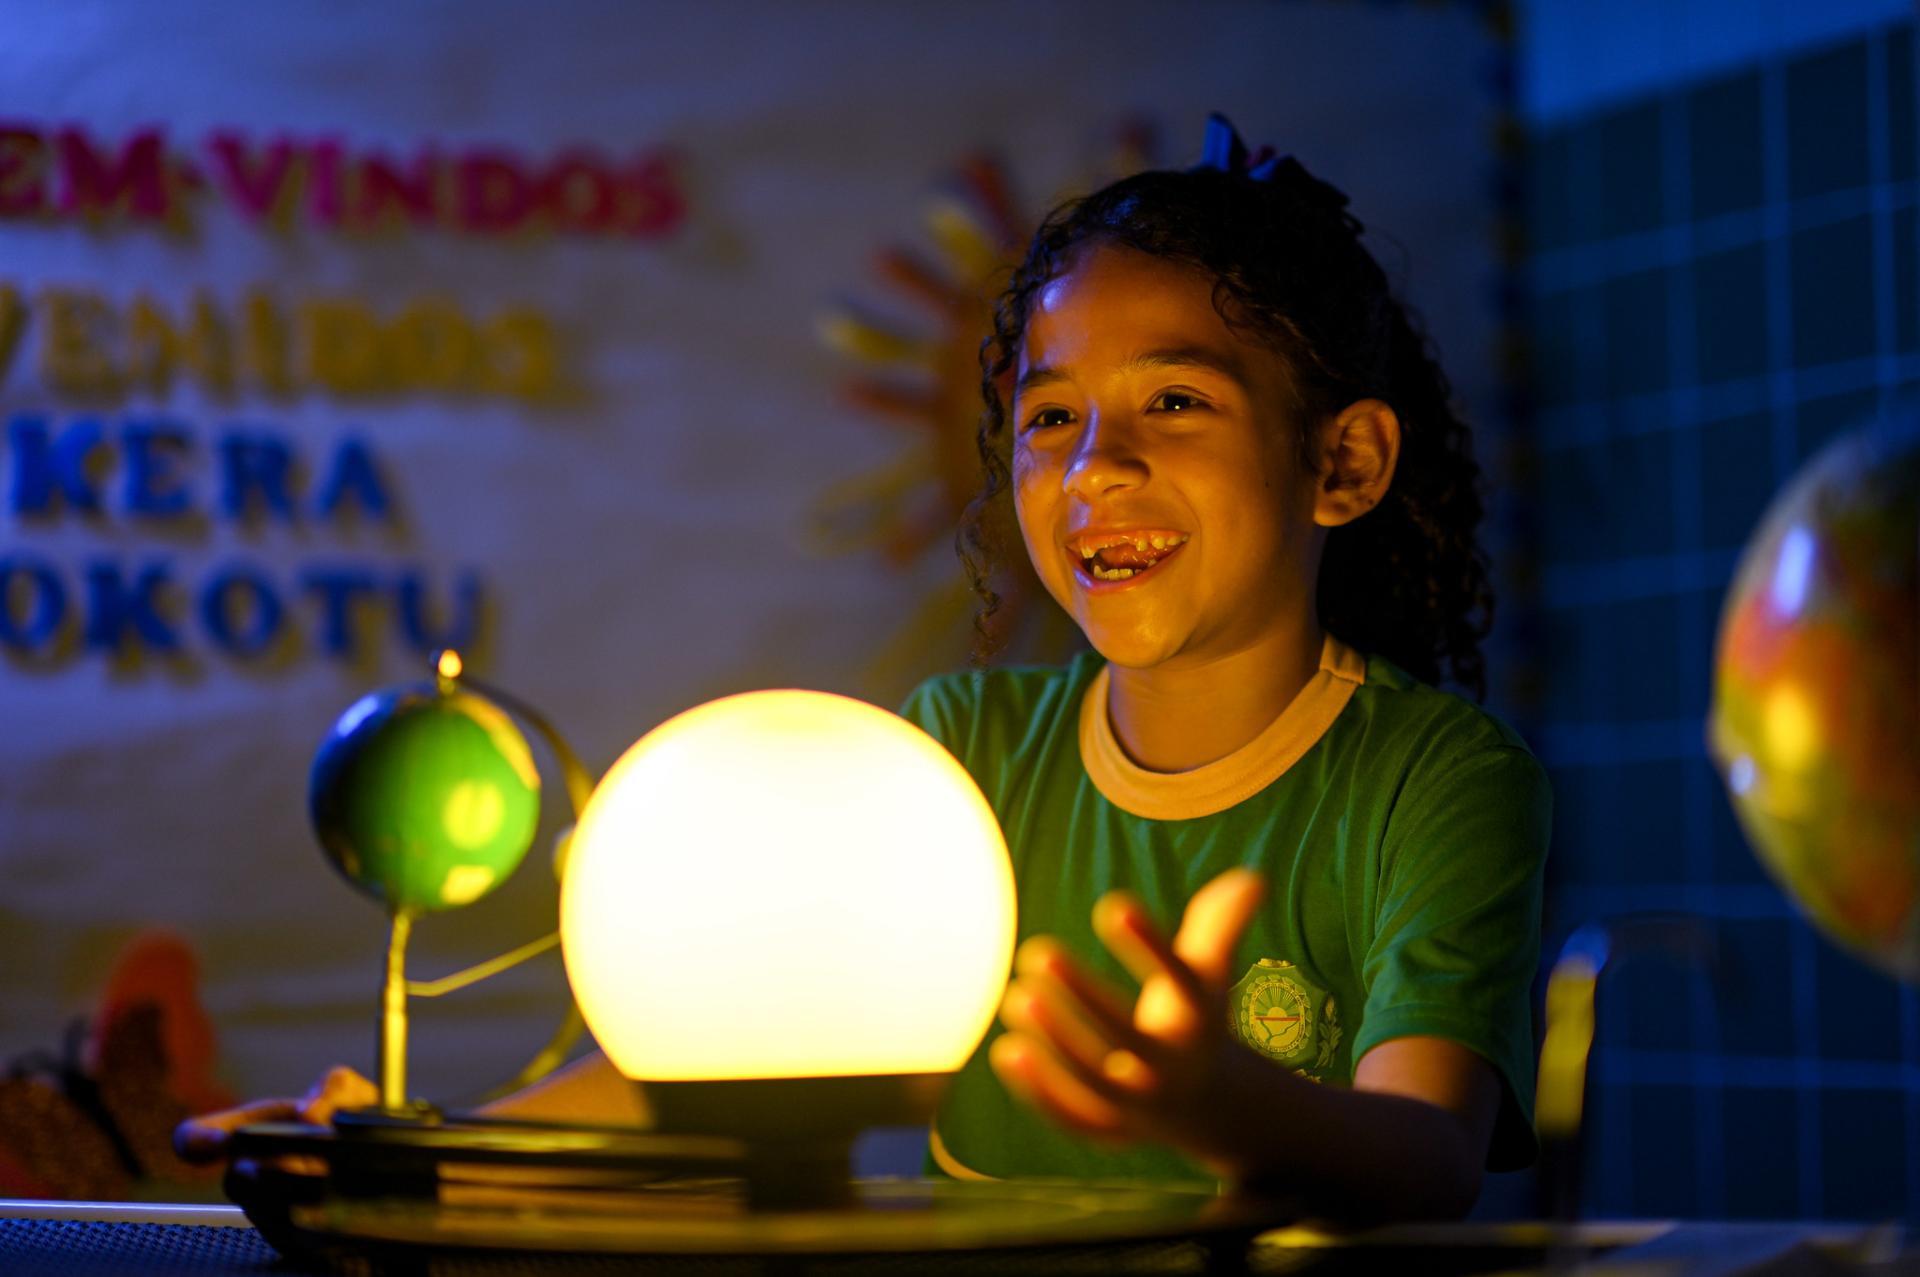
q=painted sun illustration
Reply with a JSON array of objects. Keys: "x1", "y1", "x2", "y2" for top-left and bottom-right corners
[{"x1": 816, "y1": 125, "x2": 1158, "y2": 689}]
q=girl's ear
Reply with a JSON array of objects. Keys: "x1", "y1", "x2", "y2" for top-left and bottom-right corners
[{"x1": 1311, "y1": 398, "x2": 1401, "y2": 528}]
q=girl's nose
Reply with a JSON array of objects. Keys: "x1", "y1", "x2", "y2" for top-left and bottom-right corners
[{"x1": 1063, "y1": 414, "x2": 1147, "y2": 499}]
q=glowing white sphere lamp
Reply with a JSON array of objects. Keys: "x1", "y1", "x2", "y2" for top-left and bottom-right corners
[{"x1": 560, "y1": 689, "x2": 1015, "y2": 1203}]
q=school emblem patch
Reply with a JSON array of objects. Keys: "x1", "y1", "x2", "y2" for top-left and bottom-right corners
[{"x1": 1227, "y1": 958, "x2": 1341, "y2": 1078}]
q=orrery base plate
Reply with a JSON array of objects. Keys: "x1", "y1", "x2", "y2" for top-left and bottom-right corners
[{"x1": 225, "y1": 1112, "x2": 1289, "y2": 1262}]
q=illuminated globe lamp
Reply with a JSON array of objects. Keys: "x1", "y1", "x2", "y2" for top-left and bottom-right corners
[
  {"x1": 1709, "y1": 415, "x2": 1920, "y2": 981},
  {"x1": 309, "y1": 649, "x2": 595, "y2": 1112},
  {"x1": 561, "y1": 688, "x2": 1017, "y2": 1207}
]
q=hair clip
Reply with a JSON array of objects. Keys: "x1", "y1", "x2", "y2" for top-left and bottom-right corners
[{"x1": 1192, "y1": 112, "x2": 1350, "y2": 213}]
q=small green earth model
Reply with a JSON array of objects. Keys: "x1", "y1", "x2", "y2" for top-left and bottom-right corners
[
  {"x1": 1709, "y1": 415, "x2": 1919, "y2": 981},
  {"x1": 310, "y1": 683, "x2": 541, "y2": 914}
]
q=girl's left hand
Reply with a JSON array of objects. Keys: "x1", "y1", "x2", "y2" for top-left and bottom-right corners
[{"x1": 989, "y1": 867, "x2": 1268, "y2": 1164}]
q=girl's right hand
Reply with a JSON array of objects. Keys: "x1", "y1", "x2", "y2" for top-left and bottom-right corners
[{"x1": 172, "y1": 1066, "x2": 377, "y2": 1165}]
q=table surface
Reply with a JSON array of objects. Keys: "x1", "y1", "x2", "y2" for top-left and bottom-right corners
[{"x1": 0, "y1": 1198, "x2": 1903, "y2": 1276}]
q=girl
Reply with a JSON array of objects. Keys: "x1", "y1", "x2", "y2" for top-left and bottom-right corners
[
  {"x1": 898, "y1": 117, "x2": 1549, "y2": 1219},
  {"x1": 181, "y1": 118, "x2": 1549, "y2": 1224}
]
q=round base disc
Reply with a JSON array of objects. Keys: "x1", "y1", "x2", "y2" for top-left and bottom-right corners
[
  {"x1": 294, "y1": 1178, "x2": 1276, "y2": 1257},
  {"x1": 225, "y1": 1115, "x2": 1288, "y2": 1260}
]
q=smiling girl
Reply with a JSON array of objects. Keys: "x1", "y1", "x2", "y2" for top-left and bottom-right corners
[
  {"x1": 897, "y1": 118, "x2": 1551, "y2": 1219},
  {"x1": 179, "y1": 119, "x2": 1547, "y2": 1226}
]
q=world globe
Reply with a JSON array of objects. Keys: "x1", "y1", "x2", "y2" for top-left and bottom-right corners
[
  {"x1": 1709, "y1": 415, "x2": 1920, "y2": 981},
  {"x1": 310, "y1": 681, "x2": 542, "y2": 915}
]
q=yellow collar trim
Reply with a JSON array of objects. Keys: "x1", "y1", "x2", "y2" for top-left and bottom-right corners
[
  {"x1": 1079, "y1": 635, "x2": 1366, "y2": 821},
  {"x1": 928, "y1": 1126, "x2": 996, "y2": 1181}
]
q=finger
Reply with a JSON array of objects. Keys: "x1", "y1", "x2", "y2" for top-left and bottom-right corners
[
  {"x1": 1001, "y1": 978, "x2": 1111, "y2": 1078},
  {"x1": 298, "y1": 1067, "x2": 378, "y2": 1125},
  {"x1": 1092, "y1": 891, "x2": 1206, "y2": 1005},
  {"x1": 988, "y1": 1033, "x2": 1129, "y2": 1144},
  {"x1": 173, "y1": 1099, "x2": 304, "y2": 1164},
  {"x1": 231, "y1": 1152, "x2": 330, "y2": 1181},
  {"x1": 1014, "y1": 938, "x2": 1138, "y2": 1042},
  {"x1": 1003, "y1": 973, "x2": 1166, "y2": 1101},
  {"x1": 274, "y1": 1155, "x2": 331, "y2": 1177},
  {"x1": 1171, "y1": 869, "x2": 1268, "y2": 984},
  {"x1": 1013, "y1": 940, "x2": 1175, "y2": 1097}
]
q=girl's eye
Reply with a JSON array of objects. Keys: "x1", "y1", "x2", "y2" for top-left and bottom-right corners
[
  {"x1": 1022, "y1": 406, "x2": 1074, "y2": 432},
  {"x1": 1152, "y1": 391, "x2": 1203, "y2": 413}
]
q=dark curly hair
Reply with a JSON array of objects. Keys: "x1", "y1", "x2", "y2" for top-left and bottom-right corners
[{"x1": 958, "y1": 165, "x2": 1494, "y2": 699}]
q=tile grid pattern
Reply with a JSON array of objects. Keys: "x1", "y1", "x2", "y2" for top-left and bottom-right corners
[{"x1": 1525, "y1": 20, "x2": 1918, "y2": 1221}]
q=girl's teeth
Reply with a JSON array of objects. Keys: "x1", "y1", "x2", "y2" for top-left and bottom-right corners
[
  {"x1": 1072, "y1": 532, "x2": 1190, "y2": 558},
  {"x1": 1073, "y1": 533, "x2": 1190, "y2": 581}
]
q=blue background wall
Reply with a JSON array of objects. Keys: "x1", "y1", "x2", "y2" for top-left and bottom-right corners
[{"x1": 1519, "y1": 0, "x2": 1917, "y2": 1222}]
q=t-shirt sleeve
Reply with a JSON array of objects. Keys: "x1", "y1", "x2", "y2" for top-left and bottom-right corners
[{"x1": 1354, "y1": 740, "x2": 1552, "y2": 1171}]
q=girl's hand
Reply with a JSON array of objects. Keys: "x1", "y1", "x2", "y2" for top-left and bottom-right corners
[
  {"x1": 989, "y1": 867, "x2": 1267, "y2": 1166},
  {"x1": 173, "y1": 1066, "x2": 377, "y2": 1165}
]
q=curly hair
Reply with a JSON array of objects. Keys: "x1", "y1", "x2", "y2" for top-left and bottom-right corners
[{"x1": 957, "y1": 165, "x2": 1494, "y2": 699}]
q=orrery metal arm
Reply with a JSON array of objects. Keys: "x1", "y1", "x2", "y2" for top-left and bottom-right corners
[
  {"x1": 440, "y1": 663, "x2": 595, "y2": 1098},
  {"x1": 1535, "y1": 913, "x2": 1720, "y2": 1270},
  {"x1": 405, "y1": 932, "x2": 562, "y2": 999},
  {"x1": 448, "y1": 661, "x2": 597, "y2": 825}
]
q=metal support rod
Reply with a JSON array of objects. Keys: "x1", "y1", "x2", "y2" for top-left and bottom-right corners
[
  {"x1": 379, "y1": 909, "x2": 415, "y2": 1112},
  {"x1": 451, "y1": 666, "x2": 597, "y2": 821},
  {"x1": 405, "y1": 931, "x2": 560, "y2": 998},
  {"x1": 1536, "y1": 914, "x2": 1720, "y2": 1273}
]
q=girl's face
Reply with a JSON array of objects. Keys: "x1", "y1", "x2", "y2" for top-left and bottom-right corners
[{"x1": 1011, "y1": 245, "x2": 1325, "y2": 672}]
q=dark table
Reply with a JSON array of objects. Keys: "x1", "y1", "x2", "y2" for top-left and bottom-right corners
[{"x1": 0, "y1": 1198, "x2": 1903, "y2": 1276}]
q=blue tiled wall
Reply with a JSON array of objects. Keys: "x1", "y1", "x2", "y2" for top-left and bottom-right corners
[{"x1": 1525, "y1": 19, "x2": 1919, "y2": 1221}]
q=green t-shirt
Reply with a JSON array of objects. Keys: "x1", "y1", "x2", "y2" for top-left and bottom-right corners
[{"x1": 899, "y1": 635, "x2": 1550, "y2": 1185}]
